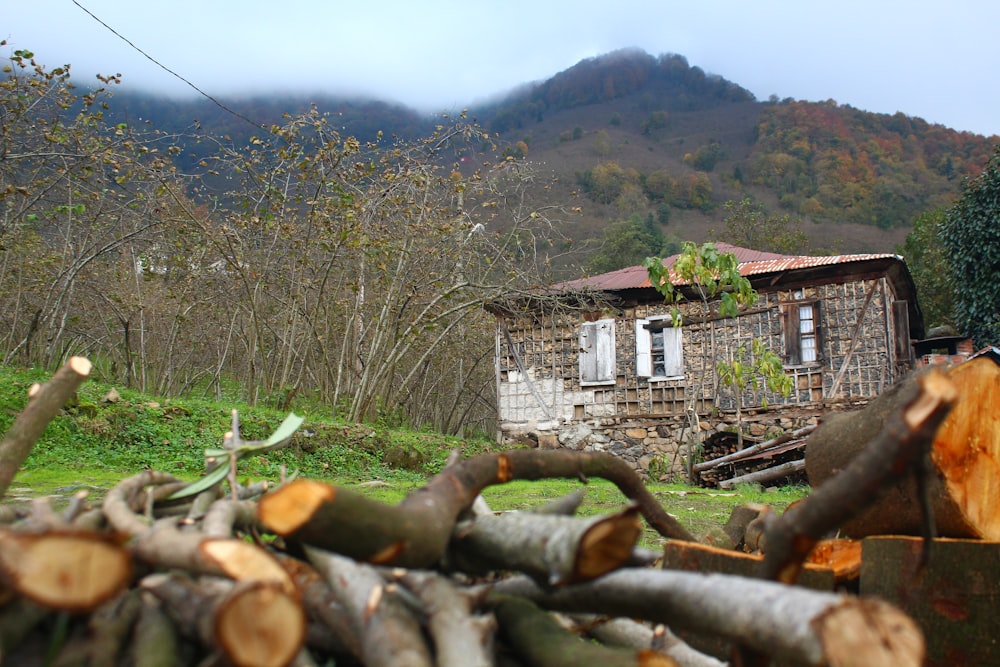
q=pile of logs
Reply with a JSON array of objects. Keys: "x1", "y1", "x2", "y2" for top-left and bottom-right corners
[
  {"x1": 694, "y1": 427, "x2": 815, "y2": 489},
  {"x1": 0, "y1": 357, "x2": 966, "y2": 666}
]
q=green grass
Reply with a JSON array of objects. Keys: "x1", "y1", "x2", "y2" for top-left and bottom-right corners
[{"x1": 0, "y1": 363, "x2": 808, "y2": 544}]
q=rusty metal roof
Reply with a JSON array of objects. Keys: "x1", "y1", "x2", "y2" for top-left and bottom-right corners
[{"x1": 556, "y1": 242, "x2": 902, "y2": 291}]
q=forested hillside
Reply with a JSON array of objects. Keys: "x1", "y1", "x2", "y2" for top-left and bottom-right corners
[{"x1": 106, "y1": 48, "x2": 997, "y2": 258}]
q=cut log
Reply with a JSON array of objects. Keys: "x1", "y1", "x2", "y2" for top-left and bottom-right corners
[
  {"x1": 0, "y1": 527, "x2": 132, "y2": 612},
  {"x1": 398, "y1": 570, "x2": 493, "y2": 667},
  {"x1": 762, "y1": 368, "x2": 956, "y2": 584},
  {"x1": 806, "y1": 538, "x2": 862, "y2": 582},
  {"x1": 143, "y1": 573, "x2": 305, "y2": 667},
  {"x1": 130, "y1": 522, "x2": 295, "y2": 594},
  {"x1": 305, "y1": 546, "x2": 433, "y2": 667},
  {"x1": 447, "y1": 506, "x2": 642, "y2": 585},
  {"x1": 568, "y1": 615, "x2": 726, "y2": 667},
  {"x1": 860, "y1": 535, "x2": 1000, "y2": 667},
  {"x1": 132, "y1": 593, "x2": 181, "y2": 667},
  {"x1": 0, "y1": 597, "x2": 49, "y2": 656},
  {"x1": 492, "y1": 569, "x2": 924, "y2": 667},
  {"x1": 807, "y1": 353, "x2": 1000, "y2": 539},
  {"x1": 51, "y1": 589, "x2": 143, "y2": 667},
  {"x1": 722, "y1": 504, "x2": 769, "y2": 551}
]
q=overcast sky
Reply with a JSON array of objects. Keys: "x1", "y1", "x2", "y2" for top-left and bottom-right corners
[{"x1": 6, "y1": 1, "x2": 1000, "y2": 136}]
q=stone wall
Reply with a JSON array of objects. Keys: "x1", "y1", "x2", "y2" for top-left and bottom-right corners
[{"x1": 511, "y1": 408, "x2": 825, "y2": 481}]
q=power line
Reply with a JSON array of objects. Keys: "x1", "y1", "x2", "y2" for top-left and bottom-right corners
[{"x1": 72, "y1": 0, "x2": 265, "y2": 130}]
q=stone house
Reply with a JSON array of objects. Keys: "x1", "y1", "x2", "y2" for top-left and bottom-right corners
[{"x1": 490, "y1": 243, "x2": 923, "y2": 478}]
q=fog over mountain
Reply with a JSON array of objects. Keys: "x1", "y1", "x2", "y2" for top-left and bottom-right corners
[{"x1": 6, "y1": 0, "x2": 1000, "y2": 137}]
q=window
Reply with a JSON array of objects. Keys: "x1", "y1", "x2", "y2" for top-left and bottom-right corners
[
  {"x1": 636, "y1": 318, "x2": 683, "y2": 379},
  {"x1": 782, "y1": 300, "x2": 823, "y2": 366},
  {"x1": 579, "y1": 319, "x2": 615, "y2": 385}
]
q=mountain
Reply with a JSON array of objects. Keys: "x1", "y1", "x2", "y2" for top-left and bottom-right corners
[{"x1": 105, "y1": 48, "x2": 998, "y2": 258}]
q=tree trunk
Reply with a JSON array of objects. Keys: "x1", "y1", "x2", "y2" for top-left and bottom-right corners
[
  {"x1": 0, "y1": 356, "x2": 91, "y2": 498},
  {"x1": 860, "y1": 535, "x2": 1000, "y2": 667},
  {"x1": 806, "y1": 355, "x2": 1000, "y2": 539}
]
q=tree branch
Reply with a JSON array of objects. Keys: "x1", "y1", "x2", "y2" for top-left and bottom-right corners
[
  {"x1": 0, "y1": 356, "x2": 91, "y2": 498},
  {"x1": 258, "y1": 449, "x2": 694, "y2": 569}
]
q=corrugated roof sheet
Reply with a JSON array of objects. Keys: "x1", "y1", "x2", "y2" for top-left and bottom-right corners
[{"x1": 556, "y1": 242, "x2": 902, "y2": 292}]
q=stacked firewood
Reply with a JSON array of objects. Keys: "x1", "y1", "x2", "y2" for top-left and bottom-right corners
[
  {"x1": 695, "y1": 428, "x2": 814, "y2": 489},
  {"x1": 0, "y1": 358, "x2": 959, "y2": 666}
]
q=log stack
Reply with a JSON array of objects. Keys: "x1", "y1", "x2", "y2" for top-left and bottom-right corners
[
  {"x1": 0, "y1": 356, "x2": 958, "y2": 666},
  {"x1": 694, "y1": 427, "x2": 814, "y2": 489},
  {"x1": 804, "y1": 349, "x2": 1000, "y2": 665}
]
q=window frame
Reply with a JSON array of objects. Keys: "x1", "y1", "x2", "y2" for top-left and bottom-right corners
[
  {"x1": 782, "y1": 298, "x2": 824, "y2": 367},
  {"x1": 636, "y1": 316, "x2": 684, "y2": 381}
]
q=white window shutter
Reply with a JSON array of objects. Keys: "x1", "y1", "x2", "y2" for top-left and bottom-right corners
[
  {"x1": 579, "y1": 319, "x2": 615, "y2": 384},
  {"x1": 635, "y1": 319, "x2": 652, "y2": 377},
  {"x1": 594, "y1": 320, "x2": 615, "y2": 382},
  {"x1": 663, "y1": 327, "x2": 684, "y2": 377}
]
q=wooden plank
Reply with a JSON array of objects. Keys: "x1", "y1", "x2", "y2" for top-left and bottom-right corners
[{"x1": 860, "y1": 536, "x2": 1000, "y2": 667}]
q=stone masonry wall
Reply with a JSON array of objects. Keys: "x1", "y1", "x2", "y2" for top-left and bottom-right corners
[{"x1": 527, "y1": 410, "x2": 824, "y2": 481}]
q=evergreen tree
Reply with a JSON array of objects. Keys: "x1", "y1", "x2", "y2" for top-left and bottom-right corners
[
  {"x1": 897, "y1": 209, "x2": 955, "y2": 330},
  {"x1": 941, "y1": 147, "x2": 1000, "y2": 346},
  {"x1": 587, "y1": 214, "x2": 666, "y2": 274}
]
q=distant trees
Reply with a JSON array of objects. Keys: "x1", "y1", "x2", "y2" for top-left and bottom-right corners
[
  {"x1": 643, "y1": 169, "x2": 676, "y2": 203},
  {"x1": 593, "y1": 130, "x2": 612, "y2": 157},
  {"x1": 578, "y1": 161, "x2": 634, "y2": 204},
  {"x1": 640, "y1": 111, "x2": 669, "y2": 136},
  {"x1": 683, "y1": 140, "x2": 725, "y2": 172},
  {"x1": 897, "y1": 209, "x2": 955, "y2": 331},
  {"x1": 586, "y1": 214, "x2": 676, "y2": 274},
  {"x1": 0, "y1": 47, "x2": 573, "y2": 435},
  {"x1": 748, "y1": 101, "x2": 996, "y2": 227},
  {"x1": 485, "y1": 50, "x2": 754, "y2": 136},
  {"x1": 941, "y1": 147, "x2": 1000, "y2": 346},
  {"x1": 684, "y1": 173, "x2": 714, "y2": 211},
  {"x1": 579, "y1": 160, "x2": 716, "y2": 213},
  {"x1": 719, "y1": 198, "x2": 809, "y2": 254}
]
